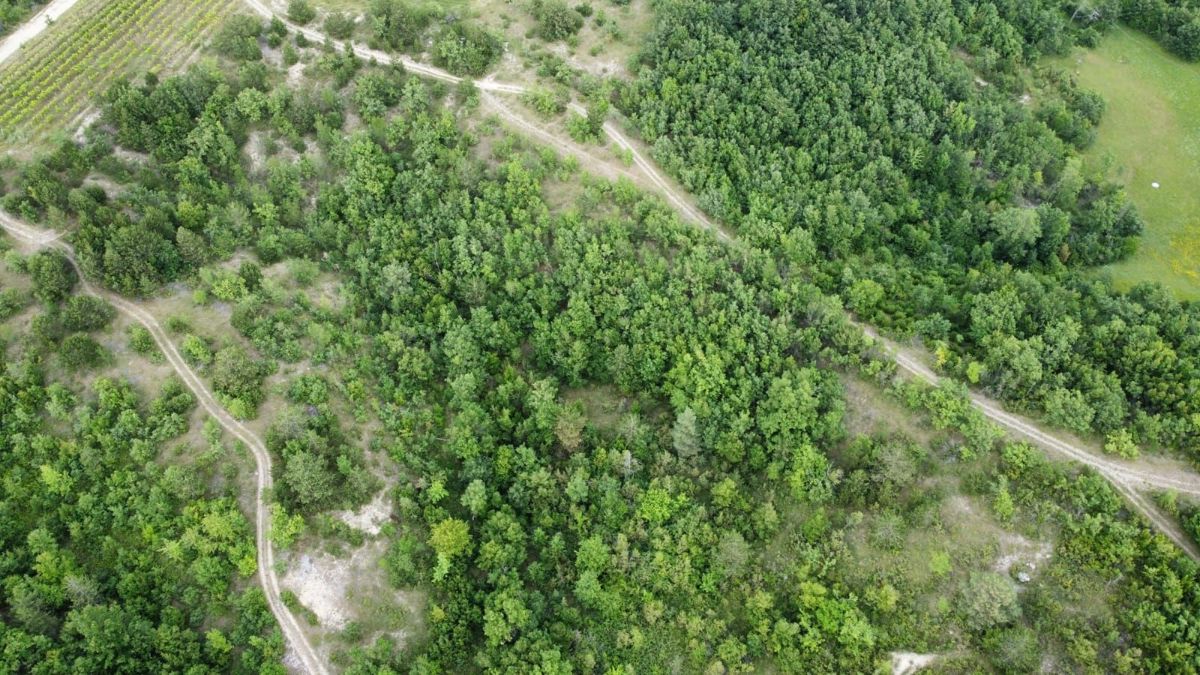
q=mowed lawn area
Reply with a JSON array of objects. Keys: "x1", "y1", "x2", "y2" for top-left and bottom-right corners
[{"x1": 1058, "y1": 26, "x2": 1200, "y2": 300}]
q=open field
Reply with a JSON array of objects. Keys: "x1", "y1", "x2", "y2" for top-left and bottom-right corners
[
  {"x1": 1057, "y1": 26, "x2": 1200, "y2": 300},
  {"x1": 0, "y1": 0, "x2": 238, "y2": 149}
]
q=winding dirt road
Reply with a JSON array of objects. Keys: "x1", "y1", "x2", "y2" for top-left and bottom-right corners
[
  {"x1": 231, "y1": 6, "x2": 1200, "y2": 561},
  {"x1": 243, "y1": 5, "x2": 1200, "y2": 557},
  {"x1": 2, "y1": 6, "x2": 1196, "y2": 675},
  {"x1": 0, "y1": 213, "x2": 330, "y2": 675}
]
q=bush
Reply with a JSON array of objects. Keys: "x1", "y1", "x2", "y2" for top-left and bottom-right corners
[
  {"x1": 960, "y1": 572, "x2": 1021, "y2": 631},
  {"x1": 61, "y1": 296, "x2": 116, "y2": 332},
  {"x1": 0, "y1": 287, "x2": 29, "y2": 320},
  {"x1": 287, "y1": 0, "x2": 316, "y2": 26},
  {"x1": 213, "y1": 15, "x2": 264, "y2": 62},
  {"x1": 368, "y1": 0, "x2": 433, "y2": 51},
  {"x1": 27, "y1": 251, "x2": 76, "y2": 304},
  {"x1": 59, "y1": 333, "x2": 109, "y2": 369},
  {"x1": 432, "y1": 22, "x2": 502, "y2": 77},
  {"x1": 211, "y1": 345, "x2": 271, "y2": 412},
  {"x1": 533, "y1": 0, "x2": 584, "y2": 41},
  {"x1": 128, "y1": 325, "x2": 158, "y2": 358},
  {"x1": 1103, "y1": 429, "x2": 1139, "y2": 459},
  {"x1": 181, "y1": 335, "x2": 213, "y2": 366},
  {"x1": 324, "y1": 12, "x2": 356, "y2": 40}
]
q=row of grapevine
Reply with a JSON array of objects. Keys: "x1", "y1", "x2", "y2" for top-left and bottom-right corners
[
  {"x1": 0, "y1": 0, "x2": 174, "y2": 130},
  {"x1": 0, "y1": 0, "x2": 240, "y2": 148}
]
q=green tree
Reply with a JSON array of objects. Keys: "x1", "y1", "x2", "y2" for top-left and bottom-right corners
[
  {"x1": 61, "y1": 296, "x2": 115, "y2": 332},
  {"x1": 28, "y1": 251, "x2": 76, "y2": 304},
  {"x1": 671, "y1": 407, "x2": 701, "y2": 460},
  {"x1": 287, "y1": 0, "x2": 316, "y2": 25},
  {"x1": 532, "y1": 0, "x2": 584, "y2": 41},
  {"x1": 429, "y1": 518, "x2": 471, "y2": 581}
]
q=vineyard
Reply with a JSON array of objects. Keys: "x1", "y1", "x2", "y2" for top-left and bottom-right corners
[{"x1": 0, "y1": 0, "x2": 238, "y2": 148}]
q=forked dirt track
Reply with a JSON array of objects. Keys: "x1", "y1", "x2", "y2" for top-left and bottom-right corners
[
  {"x1": 237, "y1": 5, "x2": 1200, "y2": 563},
  {"x1": 1, "y1": 5, "x2": 1198, "y2": 675},
  {"x1": 0, "y1": 213, "x2": 330, "y2": 675}
]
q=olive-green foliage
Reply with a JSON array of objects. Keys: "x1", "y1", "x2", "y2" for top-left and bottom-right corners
[
  {"x1": 60, "y1": 296, "x2": 115, "y2": 332},
  {"x1": 27, "y1": 251, "x2": 75, "y2": 304},
  {"x1": 960, "y1": 572, "x2": 1021, "y2": 631},
  {"x1": 212, "y1": 15, "x2": 264, "y2": 62},
  {"x1": 127, "y1": 324, "x2": 157, "y2": 356},
  {"x1": 287, "y1": 0, "x2": 316, "y2": 26},
  {"x1": 1122, "y1": 0, "x2": 1200, "y2": 60},
  {"x1": 0, "y1": 287, "x2": 29, "y2": 320},
  {"x1": 367, "y1": 0, "x2": 434, "y2": 51},
  {"x1": 58, "y1": 333, "x2": 109, "y2": 369},
  {"x1": 210, "y1": 344, "x2": 271, "y2": 413},
  {"x1": 4, "y1": 21, "x2": 1199, "y2": 672},
  {"x1": 432, "y1": 22, "x2": 503, "y2": 76},
  {"x1": 0, "y1": 1, "x2": 43, "y2": 39},
  {"x1": 532, "y1": 0, "x2": 584, "y2": 41},
  {"x1": 324, "y1": 11, "x2": 357, "y2": 40}
]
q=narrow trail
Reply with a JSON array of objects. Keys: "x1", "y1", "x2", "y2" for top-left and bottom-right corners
[
  {"x1": 0, "y1": 213, "x2": 330, "y2": 675},
  {"x1": 859, "y1": 323, "x2": 1200, "y2": 497},
  {"x1": 859, "y1": 323, "x2": 1200, "y2": 560},
  {"x1": 240, "y1": 0, "x2": 729, "y2": 242}
]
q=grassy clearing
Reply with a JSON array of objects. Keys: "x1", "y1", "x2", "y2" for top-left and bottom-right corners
[
  {"x1": 1055, "y1": 26, "x2": 1200, "y2": 299},
  {"x1": 0, "y1": 0, "x2": 239, "y2": 151}
]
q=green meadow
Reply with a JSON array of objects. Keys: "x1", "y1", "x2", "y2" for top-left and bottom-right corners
[{"x1": 1057, "y1": 26, "x2": 1200, "y2": 300}]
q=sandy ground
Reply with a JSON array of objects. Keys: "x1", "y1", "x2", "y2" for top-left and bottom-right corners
[
  {"x1": 0, "y1": 0, "x2": 83, "y2": 65},
  {"x1": 280, "y1": 537, "x2": 421, "y2": 668},
  {"x1": 282, "y1": 543, "x2": 382, "y2": 631},
  {"x1": 993, "y1": 532, "x2": 1053, "y2": 580},
  {"x1": 336, "y1": 489, "x2": 392, "y2": 535},
  {"x1": 891, "y1": 652, "x2": 939, "y2": 674}
]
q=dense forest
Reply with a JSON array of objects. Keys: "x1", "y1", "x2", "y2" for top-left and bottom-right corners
[
  {"x1": 622, "y1": 0, "x2": 1199, "y2": 456},
  {"x1": 2, "y1": 3, "x2": 1200, "y2": 672}
]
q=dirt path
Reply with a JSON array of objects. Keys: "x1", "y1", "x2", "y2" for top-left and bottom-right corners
[
  {"x1": 0, "y1": 0, "x2": 83, "y2": 65},
  {"x1": 236, "y1": 1, "x2": 1200, "y2": 562},
  {"x1": 859, "y1": 323, "x2": 1200, "y2": 496},
  {"x1": 239, "y1": 0, "x2": 727, "y2": 240},
  {"x1": 0, "y1": 212, "x2": 330, "y2": 675},
  {"x1": 4, "y1": 8, "x2": 1195, "y2": 671},
  {"x1": 859, "y1": 323, "x2": 1200, "y2": 560}
]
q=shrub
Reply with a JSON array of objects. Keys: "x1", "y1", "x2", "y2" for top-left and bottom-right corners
[
  {"x1": 533, "y1": 0, "x2": 584, "y2": 41},
  {"x1": 324, "y1": 12, "x2": 356, "y2": 40},
  {"x1": 59, "y1": 333, "x2": 109, "y2": 369},
  {"x1": 287, "y1": 0, "x2": 316, "y2": 26},
  {"x1": 61, "y1": 296, "x2": 115, "y2": 332}
]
